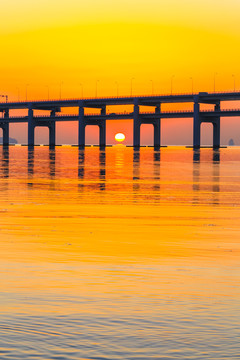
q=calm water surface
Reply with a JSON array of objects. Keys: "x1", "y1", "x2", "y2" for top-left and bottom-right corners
[{"x1": 0, "y1": 146, "x2": 240, "y2": 359}]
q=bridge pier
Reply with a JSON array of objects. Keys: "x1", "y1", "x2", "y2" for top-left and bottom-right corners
[
  {"x1": 133, "y1": 100, "x2": 140, "y2": 148},
  {"x1": 0, "y1": 110, "x2": 10, "y2": 146},
  {"x1": 78, "y1": 103, "x2": 85, "y2": 148},
  {"x1": 153, "y1": 105, "x2": 161, "y2": 148},
  {"x1": 213, "y1": 103, "x2": 220, "y2": 149},
  {"x1": 134, "y1": 101, "x2": 162, "y2": 147},
  {"x1": 193, "y1": 100, "x2": 201, "y2": 148},
  {"x1": 49, "y1": 110, "x2": 56, "y2": 148},
  {"x1": 213, "y1": 120, "x2": 220, "y2": 149},
  {"x1": 2, "y1": 123, "x2": 9, "y2": 146},
  {"x1": 28, "y1": 107, "x2": 35, "y2": 147},
  {"x1": 154, "y1": 122, "x2": 161, "y2": 148},
  {"x1": 99, "y1": 121, "x2": 106, "y2": 148},
  {"x1": 99, "y1": 106, "x2": 106, "y2": 148},
  {"x1": 49, "y1": 122, "x2": 56, "y2": 148}
]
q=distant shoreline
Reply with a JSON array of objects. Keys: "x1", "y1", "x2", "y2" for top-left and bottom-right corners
[{"x1": 0, "y1": 137, "x2": 18, "y2": 144}]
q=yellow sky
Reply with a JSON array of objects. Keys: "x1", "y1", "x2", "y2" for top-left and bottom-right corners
[
  {"x1": 1, "y1": 0, "x2": 240, "y2": 100},
  {"x1": 1, "y1": 0, "x2": 240, "y2": 144},
  {"x1": 1, "y1": 0, "x2": 240, "y2": 32}
]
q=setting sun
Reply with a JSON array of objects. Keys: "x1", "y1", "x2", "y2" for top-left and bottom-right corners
[{"x1": 115, "y1": 133, "x2": 125, "y2": 142}]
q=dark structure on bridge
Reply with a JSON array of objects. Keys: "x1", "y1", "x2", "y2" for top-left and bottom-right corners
[{"x1": 0, "y1": 91, "x2": 240, "y2": 148}]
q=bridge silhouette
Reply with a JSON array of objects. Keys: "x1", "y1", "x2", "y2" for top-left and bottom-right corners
[{"x1": 0, "y1": 91, "x2": 240, "y2": 148}]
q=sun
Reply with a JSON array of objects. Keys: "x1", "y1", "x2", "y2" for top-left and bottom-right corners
[{"x1": 115, "y1": 133, "x2": 125, "y2": 142}]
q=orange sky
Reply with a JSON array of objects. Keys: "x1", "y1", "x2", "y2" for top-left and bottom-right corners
[{"x1": 1, "y1": 0, "x2": 240, "y2": 144}]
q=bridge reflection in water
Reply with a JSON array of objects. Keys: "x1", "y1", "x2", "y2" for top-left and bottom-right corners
[
  {"x1": 193, "y1": 149, "x2": 220, "y2": 205},
  {"x1": 0, "y1": 146, "x2": 224, "y2": 208}
]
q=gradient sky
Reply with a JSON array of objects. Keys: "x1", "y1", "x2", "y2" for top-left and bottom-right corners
[{"x1": 1, "y1": 0, "x2": 240, "y2": 144}]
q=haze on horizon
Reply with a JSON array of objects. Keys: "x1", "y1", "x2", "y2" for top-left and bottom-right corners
[{"x1": 1, "y1": 0, "x2": 240, "y2": 145}]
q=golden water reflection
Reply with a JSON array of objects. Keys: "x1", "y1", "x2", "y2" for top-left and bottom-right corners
[{"x1": 0, "y1": 146, "x2": 240, "y2": 359}]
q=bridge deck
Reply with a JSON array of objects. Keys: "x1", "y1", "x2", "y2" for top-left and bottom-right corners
[{"x1": 0, "y1": 91, "x2": 240, "y2": 110}]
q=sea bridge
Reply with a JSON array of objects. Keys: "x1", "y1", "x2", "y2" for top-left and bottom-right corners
[{"x1": 0, "y1": 91, "x2": 240, "y2": 148}]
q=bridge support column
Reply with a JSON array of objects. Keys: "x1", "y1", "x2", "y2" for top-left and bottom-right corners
[
  {"x1": 99, "y1": 106, "x2": 106, "y2": 148},
  {"x1": 2, "y1": 123, "x2": 9, "y2": 146},
  {"x1": 213, "y1": 121, "x2": 220, "y2": 149},
  {"x1": 154, "y1": 105, "x2": 161, "y2": 148},
  {"x1": 1, "y1": 110, "x2": 10, "y2": 146},
  {"x1": 193, "y1": 100, "x2": 201, "y2": 149},
  {"x1": 133, "y1": 100, "x2": 140, "y2": 147},
  {"x1": 49, "y1": 110, "x2": 56, "y2": 148},
  {"x1": 78, "y1": 103, "x2": 85, "y2": 148},
  {"x1": 213, "y1": 103, "x2": 220, "y2": 149},
  {"x1": 28, "y1": 107, "x2": 35, "y2": 147},
  {"x1": 49, "y1": 122, "x2": 56, "y2": 148}
]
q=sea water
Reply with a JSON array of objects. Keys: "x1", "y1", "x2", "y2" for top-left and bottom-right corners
[{"x1": 0, "y1": 146, "x2": 240, "y2": 359}]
